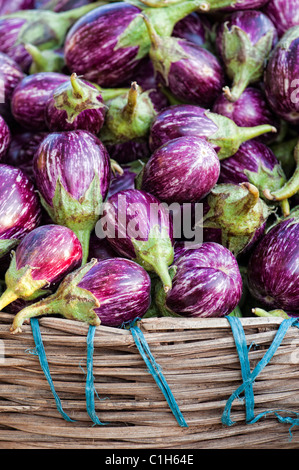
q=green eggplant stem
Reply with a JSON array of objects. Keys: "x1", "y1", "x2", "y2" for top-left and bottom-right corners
[
  {"x1": 140, "y1": 13, "x2": 161, "y2": 50},
  {"x1": 10, "y1": 295, "x2": 60, "y2": 335},
  {"x1": 58, "y1": 1, "x2": 106, "y2": 22},
  {"x1": 263, "y1": 142, "x2": 299, "y2": 202},
  {"x1": 240, "y1": 124, "x2": 277, "y2": 144},
  {"x1": 75, "y1": 229, "x2": 92, "y2": 266},
  {"x1": 0, "y1": 288, "x2": 18, "y2": 312},
  {"x1": 252, "y1": 307, "x2": 290, "y2": 319},
  {"x1": 123, "y1": 82, "x2": 139, "y2": 120},
  {"x1": 70, "y1": 73, "x2": 86, "y2": 99}
]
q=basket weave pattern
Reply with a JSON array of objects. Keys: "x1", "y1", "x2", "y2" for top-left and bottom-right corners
[{"x1": 0, "y1": 312, "x2": 298, "y2": 449}]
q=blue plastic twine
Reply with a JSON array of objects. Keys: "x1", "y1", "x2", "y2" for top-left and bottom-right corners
[
  {"x1": 129, "y1": 321, "x2": 188, "y2": 428},
  {"x1": 85, "y1": 325, "x2": 108, "y2": 425},
  {"x1": 223, "y1": 316, "x2": 299, "y2": 435},
  {"x1": 30, "y1": 318, "x2": 75, "y2": 422}
]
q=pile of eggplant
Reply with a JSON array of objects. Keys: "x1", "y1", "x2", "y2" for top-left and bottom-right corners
[{"x1": 0, "y1": 0, "x2": 297, "y2": 334}]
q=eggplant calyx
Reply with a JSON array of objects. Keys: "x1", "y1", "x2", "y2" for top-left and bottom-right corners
[
  {"x1": 10, "y1": 259, "x2": 101, "y2": 334},
  {"x1": 131, "y1": 225, "x2": 174, "y2": 292},
  {"x1": 263, "y1": 141, "x2": 299, "y2": 202},
  {"x1": 53, "y1": 73, "x2": 106, "y2": 124},
  {"x1": 252, "y1": 307, "x2": 291, "y2": 319}
]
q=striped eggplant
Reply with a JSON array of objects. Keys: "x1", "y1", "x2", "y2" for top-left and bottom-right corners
[
  {"x1": 0, "y1": 116, "x2": 11, "y2": 161},
  {"x1": 0, "y1": 224, "x2": 82, "y2": 311},
  {"x1": 45, "y1": 73, "x2": 106, "y2": 134},
  {"x1": 247, "y1": 207, "x2": 299, "y2": 313},
  {"x1": 218, "y1": 140, "x2": 287, "y2": 203},
  {"x1": 64, "y1": 1, "x2": 213, "y2": 88},
  {"x1": 11, "y1": 72, "x2": 69, "y2": 131},
  {"x1": 142, "y1": 14, "x2": 225, "y2": 109},
  {"x1": 149, "y1": 104, "x2": 277, "y2": 160},
  {"x1": 141, "y1": 136, "x2": 220, "y2": 204},
  {"x1": 0, "y1": 2, "x2": 104, "y2": 71},
  {"x1": 263, "y1": 0, "x2": 299, "y2": 38},
  {"x1": 202, "y1": 182, "x2": 271, "y2": 256},
  {"x1": 107, "y1": 167, "x2": 136, "y2": 198},
  {"x1": 216, "y1": 10, "x2": 277, "y2": 102},
  {"x1": 10, "y1": 257, "x2": 151, "y2": 333},
  {"x1": 0, "y1": 0, "x2": 34, "y2": 15},
  {"x1": 99, "y1": 81, "x2": 157, "y2": 164},
  {"x1": 98, "y1": 188, "x2": 174, "y2": 292},
  {"x1": 156, "y1": 242, "x2": 242, "y2": 318},
  {"x1": 0, "y1": 52, "x2": 24, "y2": 121},
  {"x1": 0, "y1": 164, "x2": 41, "y2": 258},
  {"x1": 212, "y1": 87, "x2": 282, "y2": 145},
  {"x1": 264, "y1": 26, "x2": 299, "y2": 125},
  {"x1": 33, "y1": 130, "x2": 111, "y2": 264},
  {"x1": 172, "y1": 12, "x2": 211, "y2": 49}
]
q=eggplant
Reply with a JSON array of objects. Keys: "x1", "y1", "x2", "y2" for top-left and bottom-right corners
[
  {"x1": 172, "y1": 12, "x2": 212, "y2": 49},
  {"x1": 0, "y1": 224, "x2": 83, "y2": 311},
  {"x1": 0, "y1": 2, "x2": 104, "y2": 71},
  {"x1": 0, "y1": 164, "x2": 41, "y2": 257},
  {"x1": 64, "y1": 1, "x2": 215, "y2": 88},
  {"x1": 156, "y1": 242, "x2": 242, "y2": 318},
  {"x1": 11, "y1": 72, "x2": 69, "y2": 131},
  {"x1": 149, "y1": 104, "x2": 277, "y2": 160},
  {"x1": 218, "y1": 140, "x2": 287, "y2": 206},
  {"x1": 107, "y1": 167, "x2": 136, "y2": 198},
  {"x1": 10, "y1": 257, "x2": 151, "y2": 333},
  {"x1": 142, "y1": 14, "x2": 225, "y2": 109},
  {"x1": 36, "y1": 0, "x2": 94, "y2": 12},
  {"x1": 0, "y1": 52, "x2": 24, "y2": 120},
  {"x1": 99, "y1": 81, "x2": 157, "y2": 163},
  {"x1": 247, "y1": 207, "x2": 299, "y2": 313},
  {"x1": 0, "y1": 116, "x2": 11, "y2": 161},
  {"x1": 98, "y1": 188, "x2": 174, "y2": 292},
  {"x1": 3, "y1": 131, "x2": 48, "y2": 181},
  {"x1": 202, "y1": 182, "x2": 271, "y2": 256},
  {"x1": 45, "y1": 73, "x2": 106, "y2": 134},
  {"x1": 141, "y1": 136, "x2": 220, "y2": 204},
  {"x1": 88, "y1": 232, "x2": 118, "y2": 262},
  {"x1": 263, "y1": 0, "x2": 299, "y2": 38},
  {"x1": 216, "y1": 10, "x2": 277, "y2": 102},
  {"x1": 33, "y1": 130, "x2": 111, "y2": 264},
  {"x1": 212, "y1": 87, "x2": 282, "y2": 145},
  {"x1": 264, "y1": 26, "x2": 299, "y2": 126}
]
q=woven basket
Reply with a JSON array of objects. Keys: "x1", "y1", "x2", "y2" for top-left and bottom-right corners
[{"x1": 0, "y1": 311, "x2": 299, "y2": 449}]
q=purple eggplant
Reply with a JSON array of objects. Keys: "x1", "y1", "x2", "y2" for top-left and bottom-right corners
[
  {"x1": 64, "y1": 1, "x2": 215, "y2": 88},
  {"x1": 88, "y1": 232, "x2": 118, "y2": 262},
  {"x1": 202, "y1": 182, "x2": 271, "y2": 256},
  {"x1": 0, "y1": 52, "x2": 24, "y2": 120},
  {"x1": 0, "y1": 2, "x2": 104, "y2": 71},
  {"x1": 149, "y1": 104, "x2": 277, "y2": 160},
  {"x1": 0, "y1": 116, "x2": 11, "y2": 161},
  {"x1": 98, "y1": 188, "x2": 174, "y2": 292},
  {"x1": 156, "y1": 242, "x2": 242, "y2": 318},
  {"x1": 216, "y1": 10, "x2": 277, "y2": 102},
  {"x1": 36, "y1": 0, "x2": 94, "y2": 12},
  {"x1": 11, "y1": 72, "x2": 69, "y2": 131},
  {"x1": 264, "y1": 26, "x2": 299, "y2": 126},
  {"x1": 45, "y1": 73, "x2": 106, "y2": 134},
  {"x1": 0, "y1": 0, "x2": 34, "y2": 15},
  {"x1": 107, "y1": 167, "x2": 136, "y2": 198},
  {"x1": 0, "y1": 224, "x2": 83, "y2": 311},
  {"x1": 172, "y1": 12, "x2": 212, "y2": 49},
  {"x1": 3, "y1": 131, "x2": 48, "y2": 181},
  {"x1": 263, "y1": 0, "x2": 299, "y2": 38},
  {"x1": 141, "y1": 136, "x2": 220, "y2": 204},
  {"x1": 0, "y1": 164, "x2": 41, "y2": 257},
  {"x1": 247, "y1": 207, "x2": 299, "y2": 313},
  {"x1": 142, "y1": 13, "x2": 225, "y2": 109},
  {"x1": 10, "y1": 257, "x2": 151, "y2": 333},
  {"x1": 218, "y1": 140, "x2": 287, "y2": 203},
  {"x1": 212, "y1": 87, "x2": 282, "y2": 145},
  {"x1": 33, "y1": 130, "x2": 111, "y2": 264},
  {"x1": 99, "y1": 81, "x2": 157, "y2": 164}
]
